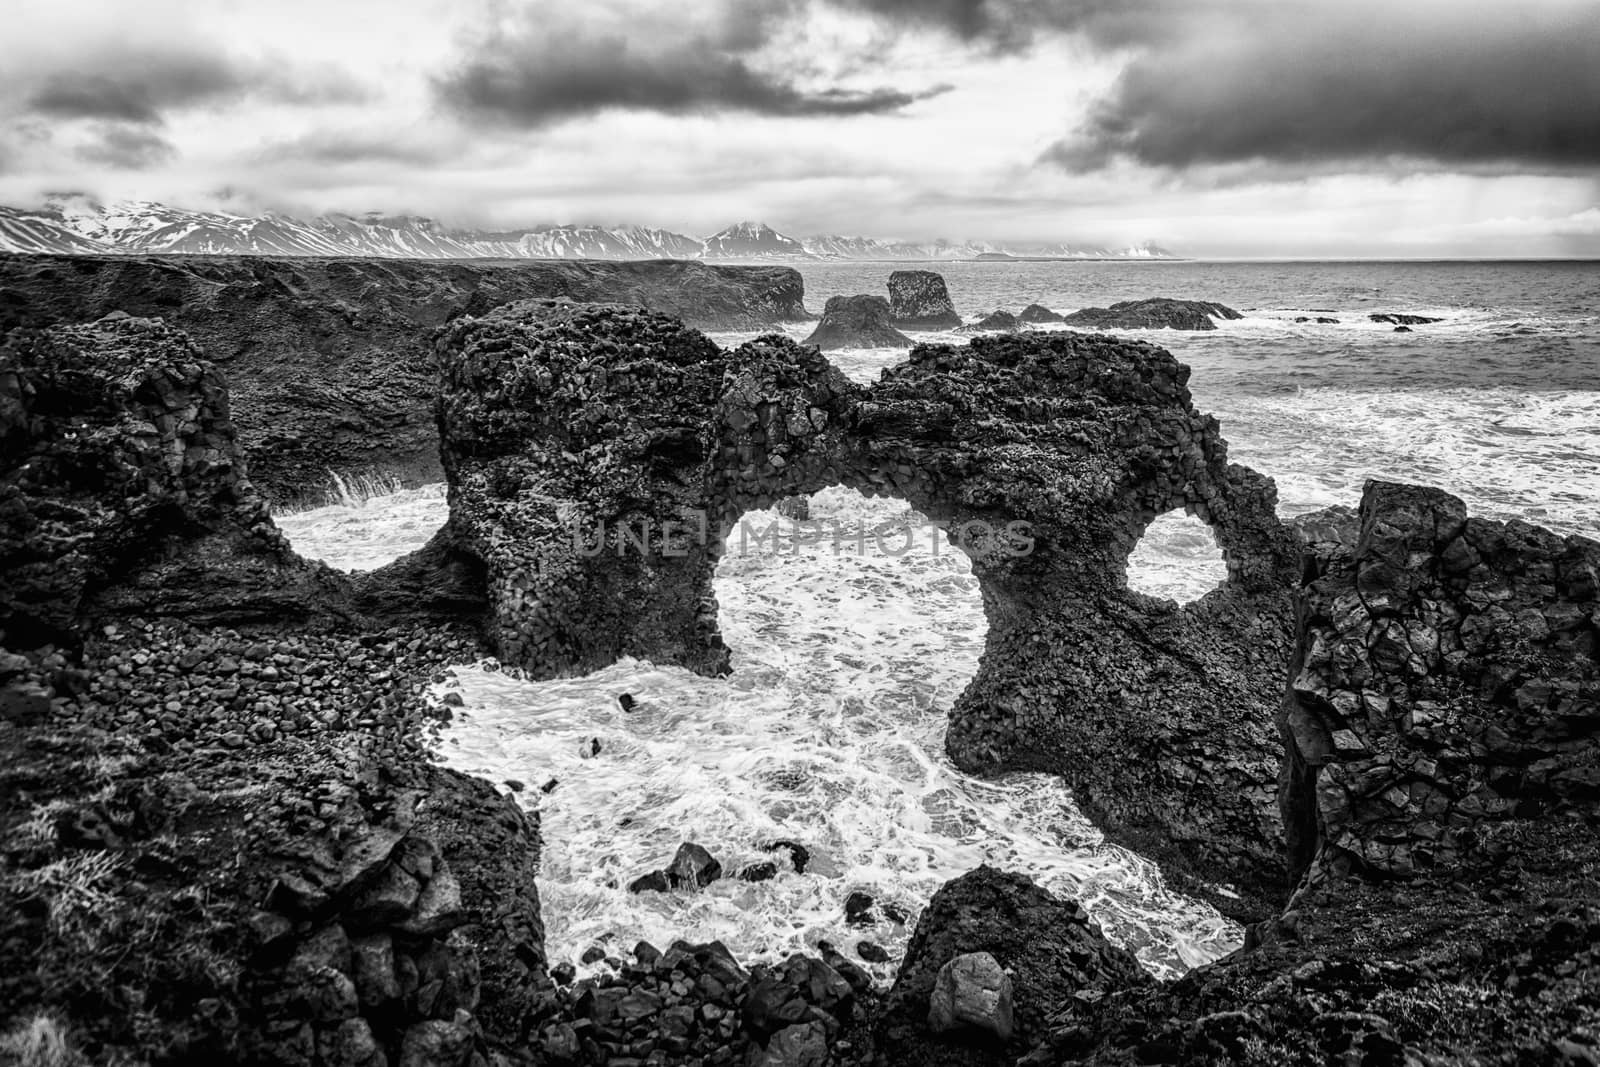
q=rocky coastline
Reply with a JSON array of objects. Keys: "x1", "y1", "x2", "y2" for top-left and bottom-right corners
[{"x1": 2, "y1": 266, "x2": 1596, "y2": 1066}]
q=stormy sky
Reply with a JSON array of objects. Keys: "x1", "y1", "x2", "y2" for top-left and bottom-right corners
[{"x1": 2, "y1": 0, "x2": 1597, "y2": 256}]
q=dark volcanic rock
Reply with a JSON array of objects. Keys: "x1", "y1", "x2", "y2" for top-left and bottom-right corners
[
  {"x1": 436, "y1": 303, "x2": 1300, "y2": 900},
  {"x1": 803, "y1": 294, "x2": 912, "y2": 349},
  {"x1": 0, "y1": 315, "x2": 352, "y2": 644},
  {"x1": 959, "y1": 309, "x2": 1020, "y2": 332},
  {"x1": 1293, "y1": 315, "x2": 1340, "y2": 324},
  {"x1": 1018, "y1": 303, "x2": 1064, "y2": 324},
  {"x1": 1282, "y1": 480, "x2": 1600, "y2": 883},
  {"x1": 1061, "y1": 297, "x2": 1242, "y2": 331},
  {"x1": 887, "y1": 270, "x2": 962, "y2": 329},
  {"x1": 0, "y1": 254, "x2": 811, "y2": 503},
  {"x1": 880, "y1": 867, "x2": 1149, "y2": 1061},
  {"x1": 1369, "y1": 312, "x2": 1441, "y2": 326}
]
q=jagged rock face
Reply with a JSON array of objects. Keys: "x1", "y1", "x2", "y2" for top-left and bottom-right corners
[
  {"x1": 1282, "y1": 481, "x2": 1600, "y2": 882},
  {"x1": 1061, "y1": 297, "x2": 1243, "y2": 331},
  {"x1": 802, "y1": 294, "x2": 913, "y2": 349},
  {"x1": 0, "y1": 314, "x2": 347, "y2": 645},
  {"x1": 886, "y1": 270, "x2": 962, "y2": 329},
  {"x1": 880, "y1": 867, "x2": 1148, "y2": 1061},
  {"x1": 438, "y1": 301, "x2": 1301, "y2": 897},
  {"x1": 0, "y1": 254, "x2": 810, "y2": 503},
  {"x1": 1018, "y1": 303, "x2": 1063, "y2": 324}
]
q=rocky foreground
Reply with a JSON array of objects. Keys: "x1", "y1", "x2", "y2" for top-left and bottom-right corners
[{"x1": 1, "y1": 297, "x2": 1597, "y2": 1066}]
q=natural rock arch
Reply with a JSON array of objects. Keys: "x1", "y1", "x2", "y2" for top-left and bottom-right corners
[{"x1": 433, "y1": 300, "x2": 1303, "y2": 901}]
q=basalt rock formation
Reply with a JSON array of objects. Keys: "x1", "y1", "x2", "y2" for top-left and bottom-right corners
[
  {"x1": 0, "y1": 253, "x2": 810, "y2": 504},
  {"x1": 1061, "y1": 297, "x2": 1243, "y2": 331},
  {"x1": 802, "y1": 294, "x2": 913, "y2": 349},
  {"x1": 1281, "y1": 481, "x2": 1600, "y2": 883},
  {"x1": 437, "y1": 300, "x2": 1301, "y2": 903},
  {"x1": 0, "y1": 314, "x2": 352, "y2": 646},
  {"x1": 887, "y1": 270, "x2": 962, "y2": 329}
]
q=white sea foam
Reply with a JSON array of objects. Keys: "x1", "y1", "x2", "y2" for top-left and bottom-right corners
[
  {"x1": 274, "y1": 483, "x2": 447, "y2": 572},
  {"x1": 428, "y1": 487, "x2": 1242, "y2": 982}
]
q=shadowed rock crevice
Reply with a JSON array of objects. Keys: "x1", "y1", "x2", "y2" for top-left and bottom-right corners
[{"x1": 436, "y1": 299, "x2": 1302, "y2": 902}]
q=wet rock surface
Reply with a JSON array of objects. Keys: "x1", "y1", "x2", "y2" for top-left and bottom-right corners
[
  {"x1": 1368, "y1": 313, "x2": 1441, "y2": 326},
  {"x1": 1060, "y1": 297, "x2": 1242, "y2": 331},
  {"x1": 803, "y1": 294, "x2": 913, "y2": 349},
  {"x1": 0, "y1": 253, "x2": 810, "y2": 503},
  {"x1": 957, "y1": 309, "x2": 1020, "y2": 333},
  {"x1": 437, "y1": 300, "x2": 1300, "y2": 902},
  {"x1": 887, "y1": 270, "x2": 962, "y2": 329}
]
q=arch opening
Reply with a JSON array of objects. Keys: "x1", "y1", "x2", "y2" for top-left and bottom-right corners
[
  {"x1": 273, "y1": 476, "x2": 448, "y2": 573},
  {"x1": 1124, "y1": 509, "x2": 1231, "y2": 605},
  {"x1": 431, "y1": 484, "x2": 1243, "y2": 987}
]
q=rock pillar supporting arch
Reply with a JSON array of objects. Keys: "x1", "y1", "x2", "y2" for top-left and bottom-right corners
[{"x1": 436, "y1": 300, "x2": 1302, "y2": 902}]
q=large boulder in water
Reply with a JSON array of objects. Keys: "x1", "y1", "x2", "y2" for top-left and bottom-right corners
[
  {"x1": 1061, "y1": 297, "x2": 1242, "y2": 331},
  {"x1": 1018, "y1": 303, "x2": 1063, "y2": 324},
  {"x1": 803, "y1": 295, "x2": 912, "y2": 349},
  {"x1": 958, "y1": 309, "x2": 1020, "y2": 333},
  {"x1": 887, "y1": 270, "x2": 962, "y2": 329}
]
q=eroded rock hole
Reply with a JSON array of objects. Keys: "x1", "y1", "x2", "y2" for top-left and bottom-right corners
[
  {"x1": 1124, "y1": 510, "x2": 1230, "y2": 604},
  {"x1": 273, "y1": 473, "x2": 448, "y2": 572}
]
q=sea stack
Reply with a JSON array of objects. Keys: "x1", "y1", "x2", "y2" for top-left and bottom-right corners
[
  {"x1": 803, "y1": 295, "x2": 913, "y2": 349},
  {"x1": 887, "y1": 270, "x2": 962, "y2": 329}
]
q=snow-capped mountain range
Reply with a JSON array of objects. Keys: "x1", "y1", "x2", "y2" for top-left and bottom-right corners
[{"x1": 0, "y1": 198, "x2": 1179, "y2": 261}]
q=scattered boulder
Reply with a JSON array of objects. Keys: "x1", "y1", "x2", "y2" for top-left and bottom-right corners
[
  {"x1": 959, "y1": 309, "x2": 1020, "y2": 332},
  {"x1": 1393, "y1": 325, "x2": 1413, "y2": 333},
  {"x1": 1369, "y1": 312, "x2": 1441, "y2": 326},
  {"x1": 748, "y1": 1021, "x2": 830, "y2": 1067},
  {"x1": 627, "y1": 870, "x2": 670, "y2": 894},
  {"x1": 1018, "y1": 303, "x2": 1063, "y2": 324},
  {"x1": 857, "y1": 941, "x2": 890, "y2": 964},
  {"x1": 666, "y1": 843, "x2": 723, "y2": 889},
  {"x1": 1293, "y1": 316, "x2": 1340, "y2": 324},
  {"x1": 762, "y1": 839, "x2": 811, "y2": 874},
  {"x1": 1060, "y1": 297, "x2": 1242, "y2": 331},
  {"x1": 802, "y1": 294, "x2": 913, "y2": 349},
  {"x1": 887, "y1": 270, "x2": 962, "y2": 329},
  {"x1": 927, "y1": 952, "x2": 1015, "y2": 1043},
  {"x1": 845, "y1": 891, "x2": 877, "y2": 926}
]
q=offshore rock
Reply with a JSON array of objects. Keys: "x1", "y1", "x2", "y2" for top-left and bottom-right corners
[
  {"x1": 0, "y1": 315, "x2": 352, "y2": 645},
  {"x1": 1281, "y1": 480, "x2": 1600, "y2": 883},
  {"x1": 437, "y1": 299, "x2": 1301, "y2": 904},
  {"x1": 0, "y1": 253, "x2": 811, "y2": 503},
  {"x1": 887, "y1": 269, "x2": 962, "y2": 329},
  {"x1": 1061, "y1": 297, "x2": 1243, "y2": 331},
  {"x1": 803, "y1": 294, "x2": 912, "y2": 349},
  {"x1": 959, "y1": 309, "x2": 1020, "y2": 333},
  {"x1": 1018, "y1": 303, "x2": 1064, "y2": 324},
  {"x1": 1369, "y1": 312, "x2": 1441, "y2": 326}
]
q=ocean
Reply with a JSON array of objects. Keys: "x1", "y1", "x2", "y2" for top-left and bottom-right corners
[{"x1": 276, "y1": 259, "x2": 1600, "y2": 984}]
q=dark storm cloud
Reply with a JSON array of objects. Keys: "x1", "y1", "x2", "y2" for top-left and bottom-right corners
[
  {"x1": 1044, "y1": 2, "x2": 1600, "y2": 171},
  {"x1": 436, "y1": 7, "x2": 944, "y2": 126},
  {"x1": 27, "y1": 54, "x2": 249, "y2": 124},
  {"x1": 825, "y1": 0, "x2": 1184, "y2": 52},
  {"x1": 74, "y1": 124, "x2": 177, "y2": 169},
  {"x1": 15, "y1": 45, "x2": 367, "y2": 132}
]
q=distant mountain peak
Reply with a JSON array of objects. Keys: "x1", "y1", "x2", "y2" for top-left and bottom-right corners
[{"x1": 0, "y1": 199, "x2": 1181, "y2": 261}]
